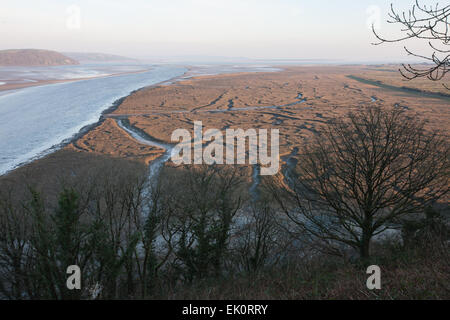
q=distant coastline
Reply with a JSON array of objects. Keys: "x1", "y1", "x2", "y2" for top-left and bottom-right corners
[{"x1": 0, "y1": 49, "x2": 78, "y2": 66}]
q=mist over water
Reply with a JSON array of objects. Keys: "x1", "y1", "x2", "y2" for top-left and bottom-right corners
[{"x1": 0, "y1": 65, "x2": 187, "y2": 175}]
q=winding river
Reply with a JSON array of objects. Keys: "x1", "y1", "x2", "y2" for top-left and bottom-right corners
[
  {"x1": 116, "y1": 119, "x2": 175, "y2": 182},
  {"x1": 0, "y1": 65, "x2": 187, "y2": 175},
  {"x1": 114, "y1": 91, "x2": 308, "y2": 197},
  {"x1": 1, "y1": 62, "x2": 305, "y2": 199}
]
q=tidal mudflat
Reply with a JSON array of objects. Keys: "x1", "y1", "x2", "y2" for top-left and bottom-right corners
[{"x1": 62, "y1": 65, "x2": 450, "y2": 186}]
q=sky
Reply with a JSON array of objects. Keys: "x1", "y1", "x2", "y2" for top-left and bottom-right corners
[{"x1": 0, "y1": 0, "x2": 439, "y2": 63}]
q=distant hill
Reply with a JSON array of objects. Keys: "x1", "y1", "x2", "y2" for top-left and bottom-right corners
[
  {"x1": 0, "y1": 49, "x2": 79, "y2": 66},
  {"x1": 63, "y1": 52, "x2": 138, "y2": 63}
]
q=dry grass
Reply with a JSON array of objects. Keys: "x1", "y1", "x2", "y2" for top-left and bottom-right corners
[{"x1": 152, "y1": 241, "x2": 449, "y2": 300}]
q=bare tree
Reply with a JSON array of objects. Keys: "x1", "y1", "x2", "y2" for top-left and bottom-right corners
[
  {"x1": 233, "y1": 199, "x2": 291, "y2": 273},
  {"x1": 162, "y1": 164, "x2": 244, "y2": 281},
  {"x1": 271, "y1": 106, "x2": 449, "y2": 260},
  {"x1": 373, "y1": 1, "x2": 450, "y2": 89},
  {"x1": 0, "y1": 157, "x2": 153, "y2": 299},
  {"x1": 0, "y1": 187, "x2": 33, "y2": 299}
]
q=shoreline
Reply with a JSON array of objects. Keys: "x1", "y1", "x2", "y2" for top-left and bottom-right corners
[
  {"x1": 0, "y1": 67, "x2": 192, "y2": 177},
  {"x1": 0, "y1": 67, "x2": 156, "y2": 93},
  {"x1": 1, "y1": 64, "x2": 285, "y2": 177},
  {"x1": 54, "y1": 64, "x2": 285, "y2": 154}
]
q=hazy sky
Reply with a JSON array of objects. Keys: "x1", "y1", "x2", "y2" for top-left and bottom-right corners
[{"x1": 0, "y1": 0, "x2": 437, "y2": 62}]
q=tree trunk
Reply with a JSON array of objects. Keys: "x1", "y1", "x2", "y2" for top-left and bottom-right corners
[{"x1": 360, "y1": 232, "x2": 371, "y2": 260}]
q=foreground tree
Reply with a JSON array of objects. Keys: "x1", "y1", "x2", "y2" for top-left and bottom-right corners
[
  {"x1": 271, "y1": 106, "x2": 449, "y2": 260},
  {"x1": 0, "y1": 158, "x2": 150, "y2": 299},
  {"x1": 373, "y1": 1, "x2": 450, "y2": 89},
  {"x1": 162, "y1": 165, "x2": 244, "y2": 281}
]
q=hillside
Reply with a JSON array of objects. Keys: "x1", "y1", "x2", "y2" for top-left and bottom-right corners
[
  {"x1": 63, "y1": 52, "x2": 137, "y2": 63},
  {"x1": 0, "y1": 49, "x2": 79, "y2": 66}
]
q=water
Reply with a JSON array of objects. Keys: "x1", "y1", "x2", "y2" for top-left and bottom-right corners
[
  {"x1": 0, "y1": 65, "x2": 187, "y2": 175},
  {"x1": 116, "y1": 119, "x2": 175, "y2": 183},
  {"x1": 0, "y1": 63, "x2": 149, "y2": 83}
]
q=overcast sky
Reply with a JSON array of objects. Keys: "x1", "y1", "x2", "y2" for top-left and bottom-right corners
[{"x1": 0, "y1": 0, "x2": 437, "y2": 62}]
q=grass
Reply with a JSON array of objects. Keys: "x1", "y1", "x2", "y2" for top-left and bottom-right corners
[{"x1": 148, "y1": 240, "x2": 449, "y2": 300}]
